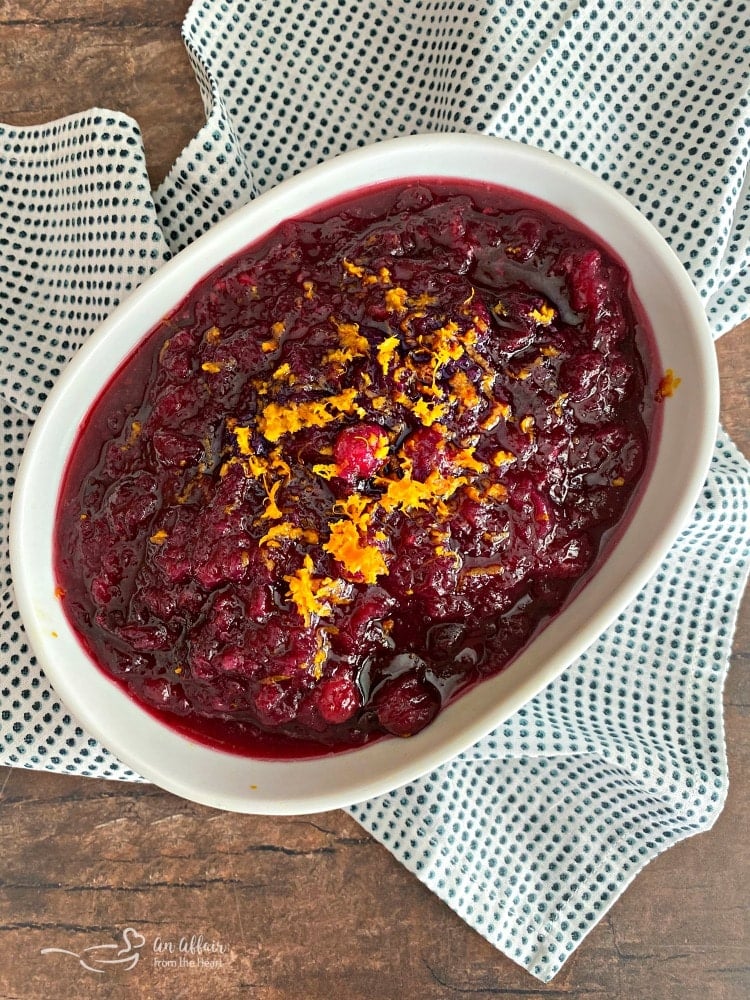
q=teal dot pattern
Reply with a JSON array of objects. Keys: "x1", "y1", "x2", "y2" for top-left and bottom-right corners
[
  {"x1": 0, "y1": 113, "x2": 169, "y2": 416},
  {"x1": 1, "y1": 0, "x2": 749, "y2": 982}
]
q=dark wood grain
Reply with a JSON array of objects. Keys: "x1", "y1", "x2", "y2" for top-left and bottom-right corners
[{"x1": 1, "y1": 5, "x2": 748, "y2": 998}]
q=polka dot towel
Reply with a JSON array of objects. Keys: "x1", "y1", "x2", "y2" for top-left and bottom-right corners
[{"x1": 1, "y1": 0, "x2": 749, "y2": 981}]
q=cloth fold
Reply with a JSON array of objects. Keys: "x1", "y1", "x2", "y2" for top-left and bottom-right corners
[{"x1": 1, "y1": 0, "x2": 749, "y2": 982}]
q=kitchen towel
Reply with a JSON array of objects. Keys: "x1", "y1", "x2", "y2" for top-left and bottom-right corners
[{"x1": 1, "y1": 0, "x2": 749, "y2": 981}]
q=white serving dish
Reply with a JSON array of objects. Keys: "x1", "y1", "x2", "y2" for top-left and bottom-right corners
[{"x1": 10, "y1": 133, "x2": 719, "y2": 814}]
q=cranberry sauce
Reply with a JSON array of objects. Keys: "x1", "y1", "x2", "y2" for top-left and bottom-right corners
[{"x1": 55, "y1": 179, "x2": 657, "y2": 759}]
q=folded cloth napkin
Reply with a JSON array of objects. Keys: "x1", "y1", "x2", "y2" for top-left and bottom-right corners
[{"x1": 1, "y1": 0, "x2": 749, "y2": 981}]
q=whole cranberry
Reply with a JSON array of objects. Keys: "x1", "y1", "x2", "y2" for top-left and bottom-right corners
[
  {"x1": 373, "y1": 674, "x2": 441, "y2": 737},
  {"x1": 315, "y1": 675, "x2": 362, "y2": 725},
  {"x1": 333, "y1": 423, "x2": 389, "y2": 482}
]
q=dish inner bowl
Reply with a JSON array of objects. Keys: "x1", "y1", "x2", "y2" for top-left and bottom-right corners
[{"x1": 54, "y1": 177, "x2": 659, "y2": 759}]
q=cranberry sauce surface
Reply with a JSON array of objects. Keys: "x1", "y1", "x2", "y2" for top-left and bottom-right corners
[{"x1": 55, "y1": 179, "x2": 655, "y2": 758}]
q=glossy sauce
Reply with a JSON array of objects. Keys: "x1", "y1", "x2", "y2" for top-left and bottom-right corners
[{"x1": 55, "y1": 179, "x2": 657, "y2": 758}]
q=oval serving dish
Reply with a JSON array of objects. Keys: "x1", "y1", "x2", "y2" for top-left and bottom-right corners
[{"x1": 10, "y1": 134, "x2": 719, "y2": 814}]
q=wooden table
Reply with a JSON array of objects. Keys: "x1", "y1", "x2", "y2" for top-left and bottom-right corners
[{"x1": 1, "y1": 4, "x2": 747, "y2": 997}]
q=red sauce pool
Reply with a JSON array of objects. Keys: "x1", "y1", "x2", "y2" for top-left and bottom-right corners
[{"x1": 54, "y1": 179, "x2": 658, "y2": 759}]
